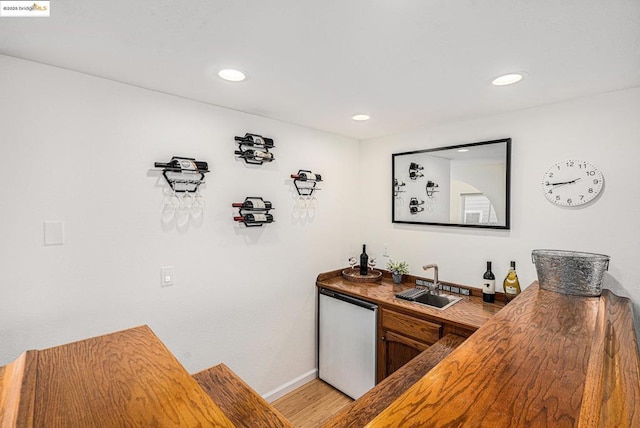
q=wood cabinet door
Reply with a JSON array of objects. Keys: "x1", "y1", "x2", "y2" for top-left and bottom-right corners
[{"x1": 382, "y1": 330, "x2": 430, "y2": 378}]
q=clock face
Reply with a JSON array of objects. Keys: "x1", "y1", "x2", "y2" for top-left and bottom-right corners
[{"x1": 541, "y1": 160, "x2": 604, "y2": 206}]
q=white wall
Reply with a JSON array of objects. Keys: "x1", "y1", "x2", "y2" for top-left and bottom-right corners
[
  {"x1": 2, "y1": 53, "x2": 639, "y2": 397},
  {"x1": 0, "y1": 55, "x2": 360, "y2": 398},
  {"x1": 359, "y1": 87, "x2": 640, "y2": 332}
]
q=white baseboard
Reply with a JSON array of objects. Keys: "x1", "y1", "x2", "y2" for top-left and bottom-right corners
[{"x1": 262, "y1": 368, "x2": 318, "y2": 403}]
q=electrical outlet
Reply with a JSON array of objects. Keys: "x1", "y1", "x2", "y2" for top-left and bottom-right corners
[
  {"x1": 441, "y1": 284, "x2": 451, "y2": 292},
  {"x1": 460, "y1": 288, "x2": 470, "y2": 296},
  {"x1": 161, "y1": 266, "x2": 174, "y2": 287},
  {"x1": 450, "y1": 286, "x2": 460, "y2": 294}
]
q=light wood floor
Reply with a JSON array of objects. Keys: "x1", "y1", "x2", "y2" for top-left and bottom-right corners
[{"x1": 272, "y1": 379, "x2": 353, "y2": 428}]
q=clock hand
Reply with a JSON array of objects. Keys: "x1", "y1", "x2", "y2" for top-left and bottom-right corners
[{"x1": 547, "y1": 178, "x2": 582, "y2": 186}]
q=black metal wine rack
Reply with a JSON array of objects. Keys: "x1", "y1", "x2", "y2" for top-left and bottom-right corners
[
  {"x1": 154, "y1": 156, "x2": 209, "y2": 193},
  {"x1": 426, "y1": 180, "x2": 439, "y2": 197},
  {"x1": 233, "y1": 197, "x2": 274, "y2": 227},
  {"x1": 393, "y1": 178, "x2": 406, "y2": 197},
  {"x1": 234, "y1": 133, "x2": 275, "y2": 165},
  {"x1": 291, "y1": 170, "x2": 322, "y2": 196},
  {"x1": 409, "y1": 162, "x2": 423, "y2": 180}
]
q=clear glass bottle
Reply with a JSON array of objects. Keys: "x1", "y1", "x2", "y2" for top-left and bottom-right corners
[{"x1": 503, "y1": 261, "x2": 521, "y2": 303}]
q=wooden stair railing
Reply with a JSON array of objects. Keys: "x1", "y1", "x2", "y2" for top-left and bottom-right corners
[{"x1": 193, "y1": 363, "x2": 294, "y2": 428}]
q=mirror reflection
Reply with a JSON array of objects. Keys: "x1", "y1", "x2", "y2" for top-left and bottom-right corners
[{"x1": 392, "y1": 138, "x2": 511, "y2": 229}]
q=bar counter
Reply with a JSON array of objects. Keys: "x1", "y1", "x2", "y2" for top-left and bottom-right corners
[{"x1": 362, "y1": 282, "x2": 640, "y2": 427}]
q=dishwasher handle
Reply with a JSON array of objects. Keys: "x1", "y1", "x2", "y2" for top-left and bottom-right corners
[{"x1": 319, "y1": 288, "x2": 378, "y2": 311}]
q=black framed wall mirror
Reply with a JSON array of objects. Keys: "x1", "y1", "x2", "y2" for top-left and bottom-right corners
[{"x1": 392, "y1": 138, "x2": 511, "y2": 229}]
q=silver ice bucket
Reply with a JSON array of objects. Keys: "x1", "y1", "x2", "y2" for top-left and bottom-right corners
[{"x1": 531, "y1": 249, "x2": 610, "y2": 297}]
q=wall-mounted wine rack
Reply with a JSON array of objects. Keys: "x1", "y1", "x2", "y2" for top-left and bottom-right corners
[
  {"x1": 234, "y1": 133, "x2": 275, "y2": 165},
  {"x1": 409, "y1": 197, "x2": 425, "y2": 214},
  {"x1": 393, "y1": 178, "x2": 406, "y2": 197},
  {"x1": 154, "y1": 156, "x2": 209, "y2": 192},
  {"x1": 426, "y1": 180, "x2": 439, "y2": 197},
  {"x1": 233, "y1": 197, "x2": 274, "y2": 227},
  {"x1": 291, "y1": 170, "x2": 322, "y2": 196},
  {"x1": 409, "y1": 162, "x2": 424, "y2": 180}
]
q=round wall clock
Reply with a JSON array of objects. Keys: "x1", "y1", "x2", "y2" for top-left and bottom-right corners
[{"x1": 541, "y1": 160, "x2": 604, "y2": 206}]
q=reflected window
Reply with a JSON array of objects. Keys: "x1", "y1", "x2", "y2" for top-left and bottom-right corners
[{"x1": 461, "y1": 193, "x2": 498, "y2": 225}]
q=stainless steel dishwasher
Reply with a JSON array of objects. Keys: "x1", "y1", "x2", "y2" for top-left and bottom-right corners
[{"x1": 318, "y1": 288, "x2": 377, "y2": 399}]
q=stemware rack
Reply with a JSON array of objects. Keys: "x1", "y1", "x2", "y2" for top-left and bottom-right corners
[
  {"x1": 393, "y1": 178, "x2": 406, "y2": 197},
  {"x1": 291, "y1": 170, "x2": 322, "y2": 196},
  {"x1": 233, "y1": 197, "x2": 274, "y2": 227},
  {"x1": 154, "y1": 156, "x2": 209, "y2": 193},
  {"x1": 426, "y1": 180, "x2": 439, "y2": 197},
  {"x1": 234, "y1": 133, "x2": 275, "y2": 165}
]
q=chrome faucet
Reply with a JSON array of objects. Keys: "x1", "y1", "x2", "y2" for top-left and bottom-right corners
[{"x1": 422, "y1": 264, "x2": 439, "y2": 294}]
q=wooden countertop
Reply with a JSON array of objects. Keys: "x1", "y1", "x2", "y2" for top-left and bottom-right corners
[
  {"x1": 365, "y1": 283, "x2": 640, "y2": 427},
  {"x1": 317, "y1": 268, "x2": 504, "y2": 330},
  {"x1": 1, "y1": 325, "x2": 234, "y2": 427}
]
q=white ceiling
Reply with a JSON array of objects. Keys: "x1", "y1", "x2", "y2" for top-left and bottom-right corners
[{"x1": 1, "y1": 0, "x2": 639, "y2": 140}]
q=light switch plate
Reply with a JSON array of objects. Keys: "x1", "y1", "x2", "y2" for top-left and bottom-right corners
[
  {"x1": 161, "y1": 266, "x2": 174, "y2": 287},
  {"x1": 43, "y1": 221, "x2": 64, "y2": 245}
]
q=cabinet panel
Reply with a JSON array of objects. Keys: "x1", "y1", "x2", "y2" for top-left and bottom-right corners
[
  {"x1": 383, "y1": 331, "x2": 427, "y2": 378},
  {"x1": 382, "y1": 309, "x2": 441, "y2": 345}
]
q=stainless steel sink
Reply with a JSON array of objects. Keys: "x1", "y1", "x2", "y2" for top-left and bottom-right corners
[
  {"x1": 413, "y1": 292, "x2": 461, "y2": 309},
  {"x1": 395, "y1": 288, "x2": 462, "y2": 310}
]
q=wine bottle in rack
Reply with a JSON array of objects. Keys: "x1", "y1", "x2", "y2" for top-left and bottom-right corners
[
  {"x1": 233, "y1": 213, "x2": 274, "y2": 224},
  {"x1": 482, "y1": 261, "x2": 496, "y2": 303},
  {"x1": 231, "y1": 198, "x2": 272, "y2": 210},
  {"x1": 409, "y1": 170, "x2": 424, "y2": 179},
  {"x1": 155, "y1": 159, "x2": 208, "y2": 171},
  {"x1": 409, "y1": 162, "x2": 424, "y2": 170},
  {"x1": 291, "y1": 172, "x2": 322, "y2": 181},
  {"x1": 360, "y1": 245, "x2": 369, "y2": 276},
  {"x1": 234, "y1": 134, "x2": 275, "y2": 148},
  {"x1": 410, "y1": 206, "x2": 424, "y2": 214},
  {"x1": 234, "y1": 149, "x2": 274, "y2": 161},
  {"x1": 409, "y1": 197, "x2": 424, "y2": 206}
]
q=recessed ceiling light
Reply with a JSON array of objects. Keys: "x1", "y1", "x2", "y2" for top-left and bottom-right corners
[
  {"x1": 491, "y1": 73, "x2": 525, "y2": 86},
  {"x1": 457, "y1": 149, "x2": 469, "y2": 152},
  {"x1": 352, "y1": 114, "x2": 370, "y2": 121},
  {"x1": 218, "y1": 69, "x2": 247, "y2": 82}
]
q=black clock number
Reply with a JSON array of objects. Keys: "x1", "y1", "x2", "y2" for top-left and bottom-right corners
[
  {"x1": 593, "y1": 179, "x2": 599, "y2": 184},
  {"x1": 588, "y1": 188, "x2": 594, "y2": 193},
  {"x1": 555, "y1": 195, "x2": 560, "y2": 201},
  {"x1": 567, "y1": 198, "x2": 573, "y2": 205},
  {"x1": 566, "y1": 161, "x2": 575, "y2": 167},
  {"x1": 586, "y1": 170, "x2": 596, "y2": 177}
]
